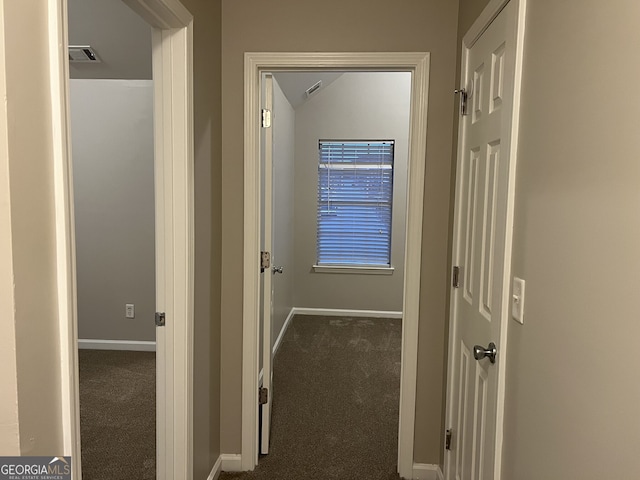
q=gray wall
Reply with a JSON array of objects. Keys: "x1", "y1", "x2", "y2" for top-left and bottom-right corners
[
  {"x1": 70, "y1": 79, "x2": 155, "y2": 342},
  {"x1": 221, "y1": 0, "x2": 459, "y2": 462},
  {"x1": 67, "y1": 0, "x2": 152, "y2": 80},
  {"x1": 292, "y1": 72, "x2": 410, "y2": 312},
  {"x1": 271, "y1": 78, "x2": 296, "y2": 345}
]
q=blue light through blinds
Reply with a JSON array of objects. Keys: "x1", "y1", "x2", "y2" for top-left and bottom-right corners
[{"x1": 317, "y1": 140, "x2": 394, "y2": 266}]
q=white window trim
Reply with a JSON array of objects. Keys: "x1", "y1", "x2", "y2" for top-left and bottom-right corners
[{"x1": 312, "y1": 264, "x2": 395, "y2": 275}]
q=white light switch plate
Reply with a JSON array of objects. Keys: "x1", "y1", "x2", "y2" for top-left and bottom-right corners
[
  {"x1": 512, "y1": 277, "x2": 525, "y2": 324},
  {"x1": 125, "y1": 303, "x2": 135, "y2": 319}
]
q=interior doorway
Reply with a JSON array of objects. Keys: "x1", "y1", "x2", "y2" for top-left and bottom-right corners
[
  {"x1": 49, "y1": 0, "x2": 195, "y2": 478},
  {"x1": 257, "y1": 71, "x2": 411, "y2": 465},
  {"x1": 241, "y1": 53, "x2": 430, "y2": 479}
]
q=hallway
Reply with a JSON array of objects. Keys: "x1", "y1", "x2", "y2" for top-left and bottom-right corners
[{"x1": 221, "y1": 315, "x2": 402, "y2": 480}]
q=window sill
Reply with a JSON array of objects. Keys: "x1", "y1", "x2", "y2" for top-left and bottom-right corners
[{"x1": 312, "y1": 265, "x2": 395, "y2": 275}]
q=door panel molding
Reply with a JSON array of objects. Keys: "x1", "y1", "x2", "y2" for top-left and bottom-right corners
[
  {"x1": 445, "y1": 1, "x2": 527, "y2": 479},
  {"x1": 242, "y1": 52, "x2": 430, "y2": 479},
  {"x1": 49, "y1": 0, "x2": 194, "y2": 478}
]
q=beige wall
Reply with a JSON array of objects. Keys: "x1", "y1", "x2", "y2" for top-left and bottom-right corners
[
  {"x1": 70, "y1": 80, "x2": 155, "y2": 343},
  {"x1": 271, "y1": 78, "x2": 295, "y2": 343},
  {"x1": 1, "y1": 0, "x2": 64, "y2": 455},
  {"x1": 292, "y1": 72, "x2": 410, "y2": 312},
  {"x1": 503, "y1": 0, "x2": 640, "y2": 478},
  {"x1": 221, "y1": 0, "x2": 460, "y2": 462},
  {"x1": 0, "y1": 8, "x2": 20, "y2": 454},
  {"x1": 181, "y1": 0, "x2": 223, "y2": 477}
]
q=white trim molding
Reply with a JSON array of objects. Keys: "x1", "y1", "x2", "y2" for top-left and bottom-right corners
[
  {"x1": 47, "y1": 0, "x2": 82, "y2": 476},
  {"x1": 413, "y1": 463, "x2": 444, "y2": 480},
  {"x1": 206, "y1": 456, "x2": 222, "y2": 480},
  {"x1": 149, "y1": 15, "x2": 195, "y2": 480},
  {"x1": 312, "y1": 264, "x2": 395, "y2": 275},
  {"x1": 272, "y1": 307, "x2": 296, "y2": 355},
  {"x1": 78, "y1": 339, "x2": 157, "y2": 352},
  {"x1": 242, "y1": 52, "x2": 430, "y2": 479},
  {"x1": 220, "y1": 454, "x2": 243, "y2": 472},
  {"x1": 293, "y1": 307, "x2": 403, "y2": 319}
]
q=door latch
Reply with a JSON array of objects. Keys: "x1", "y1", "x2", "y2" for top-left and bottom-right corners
[
  {"x1": 259, "y1": 387, "x2": 269, "y2": 405},
  {"x1": 155, "y1": 312, "x2": 166, "y2": 327}
]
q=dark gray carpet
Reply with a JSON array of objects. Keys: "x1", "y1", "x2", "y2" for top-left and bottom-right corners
[
  {"x1": 79, "y1": 350, "x2": 155, "y2": 480},
  {"x1": 222, "y1": 315, "x2": 403, "y2": 480}
]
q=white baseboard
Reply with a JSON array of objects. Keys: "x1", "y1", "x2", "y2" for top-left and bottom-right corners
[
  {"x1": 78, "y1": 339, "x2": 156, "y2": 351},
  {"x1": 220, "y1": 454, "x2": 242, "y2": 472},
  {"x1": 293, "y1": 307, "x2": 403, "y2": 319},
  {"x1": 207, "y1": 455, "x2": 222, "y2": 480},
  {"x1": 272, "y1": 307, "x2": 296, "y2": 355},
  {"x1": 413, "y1": 463, "x2": 444, "y2": 480},
  {"x1": 260, "y1": 307, "x2": 296, "y2": 386}
]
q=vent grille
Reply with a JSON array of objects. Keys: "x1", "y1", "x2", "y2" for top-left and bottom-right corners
[
  {"x1": 68, "y1": 46, "x2": 101, "y2": 63},
  {"x1": 305, "y1": 80, "x2": 322, "y2": 98}
]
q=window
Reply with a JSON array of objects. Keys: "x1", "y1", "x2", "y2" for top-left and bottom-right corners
[{"x1": 316, "y1": 140, "x2": 394, "y2": 268}]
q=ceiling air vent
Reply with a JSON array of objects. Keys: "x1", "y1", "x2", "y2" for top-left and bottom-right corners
[
  {"x1": 305, "y1": 80, "x2": 322, "y2": 98},
  {"x1": 68, "y1": 46, "x2": 101, "y2": 63}
]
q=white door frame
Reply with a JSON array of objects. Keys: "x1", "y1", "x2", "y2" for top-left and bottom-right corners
[
  {"x1": 242, "y1": 52, "x2": 430, "y2": 478},
  {"x1": 48, "y1": 0, "x2": 194, "y2": 478},
  {"x1": 444, "y1": 0, "x2": 527, "y2": 479}
]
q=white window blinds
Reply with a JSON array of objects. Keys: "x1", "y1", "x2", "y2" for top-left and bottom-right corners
[{"x1": 317, "y1": 140, "x2": 394, "y2": 266}]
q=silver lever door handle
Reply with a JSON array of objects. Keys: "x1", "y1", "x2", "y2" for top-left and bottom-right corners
[
  {"x1": 473, "y1": 342, "x2": 497, "y2": 363},
  {"x1": 272, "y1": 266, "x2": 283, "y2": 274}
]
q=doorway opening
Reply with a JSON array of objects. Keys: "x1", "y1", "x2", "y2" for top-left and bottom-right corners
[
  {"x1": 253, "y1": 70, "x2": 411, "y2": 477},
  {"x1": 67, "y1": 2, "x2": 156, "y2": 476},
  {"x1": 49, "y1": 0, "x2": 195, "y2": 478},
  {"x1": 241, "y1": 53, "x2": 430, "y2": 479}
]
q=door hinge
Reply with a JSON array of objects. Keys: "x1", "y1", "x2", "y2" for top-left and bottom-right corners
[
  {"x1": 452, "y1": 266, "x2": 460, "y2": 289},
  {"x1": 454, "y1": 88, "x2": 468, "y2": 116},
  {"x1": 261, "y1": 108, "x2": 272, "y2": 128},
  {"x1": 259, "y1": 387, "x2": 269, "y2": 405},
  {"x1": 260, "y1": 251, "x2": 271, "y2": 273},
  {"x1": 445, "y1": 429, "x2": 452, "y2": 451},
  {"x1": 155, "y1": 312, "x2": 166, "y2": 327}
]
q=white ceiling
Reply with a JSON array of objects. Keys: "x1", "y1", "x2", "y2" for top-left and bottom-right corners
[
  {"x1": 68, "y1": 0, "x2": 152, "y2": 80},
  {"x1": 274, "y1": 72, "x2": 344, "y2": 109}
]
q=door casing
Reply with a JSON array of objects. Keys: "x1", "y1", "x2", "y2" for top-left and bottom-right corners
[
  {"x1": 48, "y1": 0, "x2": 195, "y2": 478},
  {"x1": 444, "y1": 0, "x2": 527, "y2": 479},
  {"x1": 242, "y1": 52, "x2": 430, "y2": 479}
]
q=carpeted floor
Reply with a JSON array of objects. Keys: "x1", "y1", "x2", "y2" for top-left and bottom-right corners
[
  {"x1": 221, "y1": 315, "x2": 403, "y2": 480},
  {"x1": 79, "y1": 350, "x2": 156, "y2": 480}
]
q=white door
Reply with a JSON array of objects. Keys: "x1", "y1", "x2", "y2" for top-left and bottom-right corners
[
  {"x1": 446, "y1": 1, "x2": 523, "y2": 479},
  {"x1": 260, "y1": 73, "x2": 275, "y2": 455}
]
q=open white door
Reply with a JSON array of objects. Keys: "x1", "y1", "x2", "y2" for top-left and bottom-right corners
[
  {"x1": 260, "y1": 73, "x2": 275, "y2": 455},
  {"x1": 446, "y1": 1, "x2": 525, "y2": 479}
]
